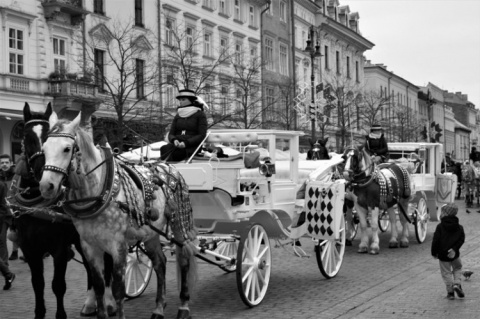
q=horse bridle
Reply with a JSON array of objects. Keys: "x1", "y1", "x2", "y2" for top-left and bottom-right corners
[
  {"x1": 344, "y1": 148, "x2": 374, "y2": 180},
  {"x1": 42, "y1": 132, "x2": 78, "y2": 178},
  {"x1": 23, "y1": 119, "x2": 49, "y2": 181}
]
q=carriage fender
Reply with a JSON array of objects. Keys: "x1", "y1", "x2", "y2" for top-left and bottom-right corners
[{"x1": 248, "y1": 210, "x2": 291, "y2": 239}]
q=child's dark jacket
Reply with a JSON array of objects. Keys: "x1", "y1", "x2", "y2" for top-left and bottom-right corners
[{"x1": 431, "y1": 215, "x2": 465, "y2": 261}]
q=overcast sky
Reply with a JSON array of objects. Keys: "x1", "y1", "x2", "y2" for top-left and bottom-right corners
[{"x1": 341, "y1": 0, "x2": 480, "y2": 106}]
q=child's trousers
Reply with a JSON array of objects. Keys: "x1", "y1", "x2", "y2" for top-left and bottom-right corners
[{"x1": 439, "y1": 257, "x2": 463, "y2": 292}]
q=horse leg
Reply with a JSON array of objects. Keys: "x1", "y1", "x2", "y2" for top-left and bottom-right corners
[
  {"x1": 103, "y1": 253, "x2": 117, "y2": 317},
  {"x1": 175, "y1": 244, "x2": 198, "y2": 319},
  {"x1": 51, "y1": 249, "x2": 69, "y2": 319},
  {"x1": 144, "y1": 237, "x2": 167, "y2": 319},
  {"x1": 81, "y1": 241, "x2": 109, "y2": 319},
  {"x1": 74, "y1": 238, "x2": 97, "y2": 317},
  {"x1": 344, "y1": 205, "x2": 354, "y2": 246},
  {"x1": 387, "y1": 207, "x2": 399, "y2": 248},
  {"x1": 110, "y1": 244, "x2": 128, "y2": 319},
  {"x1": 354, "y1": 204, "x2": 369, "y2": 253},
  {"x1": 369, "y1": 207, "x2": 380, "y2": 254},
  {"x1": 398, "y1": 201, "x2": 410, "y2": 248},
  {"x1": 24, "y1": 248, "x2": 47, "y2": 319}
]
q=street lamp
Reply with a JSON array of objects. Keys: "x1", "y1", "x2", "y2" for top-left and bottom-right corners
[{"x1": 304, "y1": 25, "x2": 322, "y2": 140}]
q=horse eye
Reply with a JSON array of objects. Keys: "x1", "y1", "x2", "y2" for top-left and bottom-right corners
[{"x1": 64, "y1": 146, "x2": 71, "y2": 153}]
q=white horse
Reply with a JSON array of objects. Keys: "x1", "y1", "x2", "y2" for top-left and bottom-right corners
[
  {"x1": 39, "y1": 112, "x2": 198, "y2": 319},
  {"x1": 342, "y1": 146, "x2": 411, "y2": 254}
]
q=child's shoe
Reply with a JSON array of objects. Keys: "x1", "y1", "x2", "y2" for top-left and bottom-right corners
[
  {"x1": 446, "y1": 292, "x2": 455, "y2": 300},
  {"x1": 453, "y1": 284, "x2": 465, "y2": 298}
]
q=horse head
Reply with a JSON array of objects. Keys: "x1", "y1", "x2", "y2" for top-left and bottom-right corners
[
  {"x1": 342, "y1": 145, "x2": 372, "y2": 181},
  {"x1": 39, "y1": 112, "x2": 83, "y2": 199},
  {"x1": 22, "y1": 102, "x2": 52, "y2": 182}
]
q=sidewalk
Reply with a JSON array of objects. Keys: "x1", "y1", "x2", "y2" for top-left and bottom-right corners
[{"x1": 0, "y1": 198, "x2": 479, "y2": 318}]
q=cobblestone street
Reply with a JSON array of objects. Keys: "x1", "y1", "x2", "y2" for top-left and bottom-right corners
[{"x1": 1, "y1": 198, "x2": 480, "y2": 318}]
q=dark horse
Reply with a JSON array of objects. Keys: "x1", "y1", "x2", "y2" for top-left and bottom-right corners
[
  {"x1": 307, "y1": 137, "x2": 330, "y2": 160},
  {"x1": 7, "y1": 103, "x2": 115, "y2": 319},
  {"x1": 342, "y1": 145, "x2": 411, "y2": 254}
]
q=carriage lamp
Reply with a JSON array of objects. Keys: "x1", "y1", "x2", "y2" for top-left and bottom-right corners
[{"x1": 259, "y1": 157, "x2": 275, "y2": 177}]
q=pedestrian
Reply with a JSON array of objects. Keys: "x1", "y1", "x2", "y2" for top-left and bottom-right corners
[
  {"x1": 0, "y1": 154, "x2": 23, "y2": 261},
  {"x1": 469, "y1": 147, "x2": 480, "y2": 166},
  {"x1": 431, "y1": 203, "x2": 465, "y2": 300},
  {"x1": 0, "y1": 179, "x2": 15, "y2": 290},
  {"x1": 160, "y1": 89, "x2": 208, "y2": 162},
  {"x1": 364, "y1": 124, "x2": 389, "y2": 164}
]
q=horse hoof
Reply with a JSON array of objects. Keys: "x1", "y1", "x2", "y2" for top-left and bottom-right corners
[
  {"x1": 389, "y1": 242, "x2": 399, "y2": 248},
  {"x1": 357, "y1": 247, "x2": 368, "y2": 254},
  {"x1": 346, "y1": 239, "x2": 352, "y2": 246},
  {"x1": 177, "y1": 309, "x2": 192, "y2": 319},
  {"x1": 80, "y1": 305, "x2": 97, "y2": 317},
  {"x1": 107, "y1": 305, "x2": 117, "y2": 317},
  {"x1": 150, "y1": 314, "x2": 164, "y2": 319},
  {"x1": 369, "y1": 250, "x2": 379, "y2": 255},
  {"x1": 400, "y1": 242, "x2": 409, "y2": 248}
]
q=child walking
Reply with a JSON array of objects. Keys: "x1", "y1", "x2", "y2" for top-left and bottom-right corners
[{"x1": 431, "y1": 203, "x2": 465, "y2": 299}]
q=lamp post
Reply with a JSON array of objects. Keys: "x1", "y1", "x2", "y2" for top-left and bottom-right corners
[{"x1": 304, "y1": 25, "x2": 322, "y2": 140}]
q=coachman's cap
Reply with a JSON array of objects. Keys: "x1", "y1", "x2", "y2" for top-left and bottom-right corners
[
  {"x1": 176, "y1": 89, "x2": 197, "y2": 100},
  {"x1": 370, "y1": 124, "x2": 383, "y2": 131}
]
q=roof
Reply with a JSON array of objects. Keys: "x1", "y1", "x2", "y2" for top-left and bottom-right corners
[{"x1": 389, "y1": 142, "x2": 442, "y2": 152}]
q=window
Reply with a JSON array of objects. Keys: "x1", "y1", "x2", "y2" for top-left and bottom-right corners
[
  {"x1": 250, "y1": 44, "x2": 258, "y2": 60},
  {"x1": 94, "y1": 49, "x2": 105, "y2": 91},
  {"x1": 134, "y1": 0, "x2": 144, "y2": 27},
  {"x1": 220, "y1": 36, "x2": 228, "y2": 56},
  {"x1": 336, "y1": 50, "x2": 340, "y2": 74},
  {"x1": 165, "y1": 19, "x2": 175, "y2": 46},
  {"x1": 355, "y1": 61, "x2": 359, "y2": 82},
  {"x1": 165, "y1": 85, "x2": 175, "y2": 106},
  {"x1": 324, "y1": 45, "x2": 329, "y2": 69},
  {"x1": 93, "y1": 0, "x2": 104, "y2": 15},
  {"x1": 249, "y1": 6, "x2": 255, "y2": 26},
  {"x1": 236, "y1": 89, "x2": 243, "y2": 112},
  {"x1": 280, "y1": 2, "x2": 286, "y2": 22},
  {"x1": 235, "y1": 41, "x2": 242, "y2": 63},
  {"x1": 9, "y1": 28, "x2": 24, "y2": 75},
  {"x1": 204, "y1": 83, "x2": 212, "y2": 106},
  {"x1": 279, "y1": 44, "x2": 288, "y2": 75},
  {"x1": 380, "y1": 85, "x2": 383, "y2": 97},
  {"x1": 221, "y1": 86, "x2": 228, "y2": 114},
  {"x1": 265, "y1": 87, "x2": 275, "y2": 121},
  {"x1": 53, "y1": 37, "x2": 66, "y2": 73},
  {"x1": 219, "y1": 0, "x2": 230, "y2": 16},
  {"x1": 265, "y1": 38, "x2": 273, "y2": 71},
  {"x1": 186, "y1": 26, "x2": 194, "y2": 51},
  {"x1": 204, "y1": 33, "x2": 212, "y2": 57},
  {"x1": 346, "y1": 56, "x2": 350, "y2": 78},
  {"x1": 136, "y1": 59, "x2": 145, "y2": 99},
  {"x1": 234, "y1": 0, "x2": 241, "y2": 20}
]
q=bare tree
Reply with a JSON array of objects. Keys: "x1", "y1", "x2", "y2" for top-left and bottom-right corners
[
  {"x1": 356, "y1": 89, "x2": 392, "y2": 132},
  {"x1": 80, "y1": 20, "x2": 161, "y2": 151}
]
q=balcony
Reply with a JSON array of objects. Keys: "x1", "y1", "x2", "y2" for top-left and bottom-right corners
[
  {"x1": 42, "y1": 0, "x2": 89, "y2": 25},
  {"x1": 47, "y1": 78, "x2": 102, "y2": 105}
]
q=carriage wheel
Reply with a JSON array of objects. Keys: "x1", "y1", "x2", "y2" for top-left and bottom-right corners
[
  {"x1": 414, "y1": 197, "x2": 428, "y2": 243},
  {"x1": 236, "y1": 223, "x2": 271, "y2": 307},
  {"x1": 316, "y1": 214, "x2": 346, "y2": 279},
  {"x1": 214, "y1": 240, "x2": 238, "y2": 273},
  {"x1": 125, "y1": 244, "x2": 153, "y2": 299},
  {"x1": 378, "y1": 211, "x2": 390, "y2": 232}
]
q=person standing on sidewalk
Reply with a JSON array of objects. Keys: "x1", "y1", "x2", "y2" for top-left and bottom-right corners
[
  {"x1": 0, "y1": 178, "x2": 15, "y2": 290},
  {"x1": 431, "y1": 203, "x2": 465, "y2": 300},
  {"x1": 0, "y1": 154, "x2": 22, "y2": 261}
]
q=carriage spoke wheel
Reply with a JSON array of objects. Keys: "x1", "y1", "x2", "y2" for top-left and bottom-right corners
[
  {"x1": 125, "y1": 244, "x2": 153, "y2": 299},
  {"x1": 215, "y1": 240, "x2": 238, "y2": 273},
  {"x1": 378, "y1": 211, "x2": 390, "y2": 232},
  {"x1": 236, "y1": 224, "x2": 271, "y2": 307},
  {"x1": 414, "y1": 198, "x2": 428, "y2": 243},
  {"x1": 316, "y1": 214, "x2": 346, "y2": 279}
]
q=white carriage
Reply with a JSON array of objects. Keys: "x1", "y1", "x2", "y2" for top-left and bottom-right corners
[
  {"x1": 124, "y1": 129, "x2": 347, "y2": 306},
  {"x1": 357, "y1": 142, "x2": 458, "y2": 243}
]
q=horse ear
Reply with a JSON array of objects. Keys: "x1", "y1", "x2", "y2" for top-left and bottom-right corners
[
  {"x1": 49, "y1": 111, "x2": 59, "y2": 128},
  {"x1": 44, "y1": 103, "x2": 53, "y2": 120},
  {"x1": 325, "y1": 137, "x2": 329, "y2": 143},
  {"x1": 23, "y1": 102, "x2": 32, "y2": 123},
  {"x1": 70, "y1": 112, "x2": 82, "y2": 130}
]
